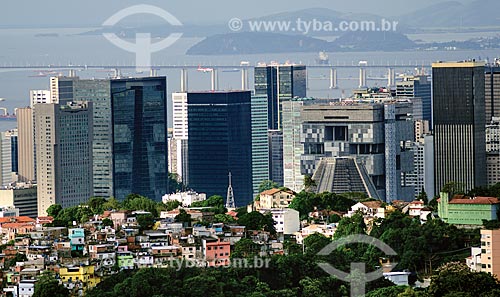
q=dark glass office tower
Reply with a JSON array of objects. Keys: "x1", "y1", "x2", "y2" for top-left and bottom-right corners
[
  {"x1": 485, "y1": 65, "x2": 500, "y2": 122},
  {"x1": 111, "y1": 77, "x2": 168, "y2": 201},
  {"x1": 254, "y1": 64, "x2": 306, "y2": 130},
  {"x1": 185, "y1": 91, "x2": 268, "y2": 206},
  {"x1": 268, "y1": 130, "x2": 283, "y2": 186},
  {"x1": 432, "y1": 61, "x2": 487, "y2": 194}
]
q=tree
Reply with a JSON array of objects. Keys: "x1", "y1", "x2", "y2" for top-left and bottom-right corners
[
  {"x1": 303, "y1": 233, "x2": 331, "y2": 255},
  {"x1": 238, "y1": 211, "x2": 276, "y2": 235},
  {"x1": 333, "y1": 213, "x2": 366, "y2": 239},
  {"x1": 102, "y1": 218, "x2": 114, "y2": 228},
  {"x1": 428, "y1": 262, "x2": 500, "y2": 297},
  {"x1": 136, "y1": 214, "x2": 155, "y2": 231},
  {"x1": 174, "y1": 209, "x2": 192, "y2": 226},
  {"x1": 5, "y1": 252, "x2": 27, "y2": 269},
  {"x1": 102, "y1": 197, "x2": 121, "y2": 211},
  {"x1": 122, "y1": 194, "x2": 159, "y2": 217},
  {"x1": 213, "y1": 214, "x2": 236, "y2": 224},
  {"x1": 191, "y1": 195, "x2": 226, "y2": 214},
  {"x1": 33, "y1": 273, "x2": 69, "y2": 297},
  {"x1": 87, "y1": 197, "x2": 107, "y2": 214},
  {"x1": 164, "y1": 200, "x2": 181, "y2": 211},
  {"x1": 168, "y1": 173, "x2": 184, "y2": 193},
  {"x1": 328, "y1": 214, "x2": 341, "y2": 223},
  {"x1": 417, "y1": 189, "x2": 429, "y2": 205},
  {"x1": 303, "y1": 175, "x2": 316, "y2": 191},
  {"x1": 46, "y1": 204, "x2": 62, "y2": 218},
  {"x1": 258, "y1": 180, "x2": 280, "y2": 193},
  {"x1": 232, "y1": 238, "x2": 261, "y2": 258}
]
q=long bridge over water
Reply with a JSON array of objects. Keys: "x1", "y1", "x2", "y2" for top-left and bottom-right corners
[{"x1": 0, "y1": 62, "x2": 430, "y2": 91}]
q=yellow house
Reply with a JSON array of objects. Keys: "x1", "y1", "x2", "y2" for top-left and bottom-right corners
[
  {"x1": 258, "y1": 188, "x2": 295, "y2": 209},
  {"x1": 59, "y1": 265, "x2": 100, "y2": 292}
]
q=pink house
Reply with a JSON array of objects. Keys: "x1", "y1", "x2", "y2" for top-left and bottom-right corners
[{"x1": 202, "y1": 238, "x2": 230, "y2": 267}]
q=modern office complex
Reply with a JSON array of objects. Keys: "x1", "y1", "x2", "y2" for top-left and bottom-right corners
[
  {"x1": 285, "y1": 91, "x2": 415, "y2": 202},
  {"x1": 110, "y1": 77, "x2": 168, "y2": 202},
  {"x1": 282, "y1": 98, "x2": 317, "y2": 192},
  {"x1": 176, "y1": 91, "x2": 268, "y2": 206},
  {"x1": 50, "y1": 76, "x2": 168, "y2": 201},
  {"x1": 34, "y1": 101, "x2": 93, "y2": 215},
  {"x1": 254, "y1": 63, "x2": 307, "y2": 130},
  {"x1": 396, "y1": 74, "x2": 432, "y2": 125},
  {"x1": 50, "y1": 77, "x2": 114, "y2": 197},
  {"x1": 432, "y1": 61, "x2": 487, "y2": 194}
]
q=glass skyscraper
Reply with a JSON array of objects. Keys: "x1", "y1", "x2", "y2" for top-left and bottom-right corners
[
  {"x1": 111, "y1": 77, "x2": 168, "y2": 201},
  {"x1": 254, "y1": 64, "x2": 307, "y2": 130},
  {"x1": 51, "y1": 76, "x2": 169, "y2": 201},
  {"x1": 432, "y1": 61, "x2": 487, "y2": 194},
  {"x1": 184, "y1": 91, "x2": 268, "y2": 206},
  {"x1": 51, "y1": 77, "x2": 114, "y2": 197}
]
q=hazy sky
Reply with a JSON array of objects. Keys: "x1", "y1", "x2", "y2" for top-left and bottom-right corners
[{"x1": 1, "y1": 0, "x2": 471, "y2": 27}]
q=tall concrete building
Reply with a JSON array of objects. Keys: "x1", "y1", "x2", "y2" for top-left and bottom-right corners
[
  {"x1": 110, "y1": 77, "x2": 168, "y2": 201},
  {"x1": 0, "y1": 183, "x2": 38, "y2": 218},
  {"x1": 406, "y1": 135, "x2": 435, "y2": 198},
  {"x1": 282, "y1": 98, "x2": 317, "y2": 192},
  {"x1": 432, "y1": 61, "x2": 487, "y2": 194},
  {"x1": 6, "y1": 129, "x2": 18, "y2": 175},
  {"x1": 486, "y1": 117, "x2": 500, "y2": 185},
  {"x1": 480, "y1": 229, "x2": 500, "y2": 280},
  {"x1": 179, "y1": 91, "x2": 268, "y2": 206},
  {"x1": 171, "y1": 92, "x2": 189, "y2": 182},
  {"x1": 296, "y1": 97, "x2": 414, "y2": 202},
  {"x1": 50, "y1": 77, "x2": 114, "y2": 197},
  {"x1": 0, "y1": 131, "x2": 12, "y2": 187},
  {"x1": 485, "y1": 64, "x2": 500, "y2": 122},
  {"x1": 35, "y1": 101, "x2": 93, "y2": 215},
  {"x1": 16, "y1": 108, "x2": 35, "y2": 182},
  {"x1": 29, "y1": 90, "x2": 52, "y2": 107},
  {"x1": 396, "y1": 75, "x2": 432, "y2": 125},
  {"x1": 50, "y1": 76, "x2": 168, "y2": 200},
  {"x1": 254, "y1": 63, "x2": 307, "y2": 130}
]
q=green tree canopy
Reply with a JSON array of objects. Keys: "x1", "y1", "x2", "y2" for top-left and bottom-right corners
[
  {"x1": 122, "y1": 194, "x2": 159, "y2": 217},
  {"x1": 238, "y1": 211, "x2": 276, "y2": 235},
  {"x1": 33, "y1": 272, "x2": 69, "y2": 297},
  {"x1": 258, "y1": 180, "x2": 280, "y2": 193},
  {"x1": 46, "y1": 204, "x2": 62, "y2": 217}
]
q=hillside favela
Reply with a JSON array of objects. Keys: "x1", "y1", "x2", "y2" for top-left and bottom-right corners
[{"x1": 3, "y1": 0, "x2": 500, "y2": 296}]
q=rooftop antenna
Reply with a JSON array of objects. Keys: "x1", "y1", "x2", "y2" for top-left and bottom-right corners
[{"x1": 226, "y1": 172, "x2": 236, "y2": 209}]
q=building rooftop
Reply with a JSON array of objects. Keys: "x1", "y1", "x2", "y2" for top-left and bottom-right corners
[
  {"x1": 448, "y1": 196, "x2": 500, "y2": 205},
  {"x1": 432, "y1": 61, "x2": 485, "y2": 68}
]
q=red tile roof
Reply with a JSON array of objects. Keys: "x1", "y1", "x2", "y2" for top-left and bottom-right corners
[
  {"x1": 260, "y1": 188, "x2": 281, "y2": 196},
  {"x1": 448, "y1": 197, "x2": 500, "y2": 205},
  {"x1": 0, "y1": 216, "x2": 36, "y2": 224},
  {"x1": 361, "y1": 201, "x2": 384, "y2": 209}
]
